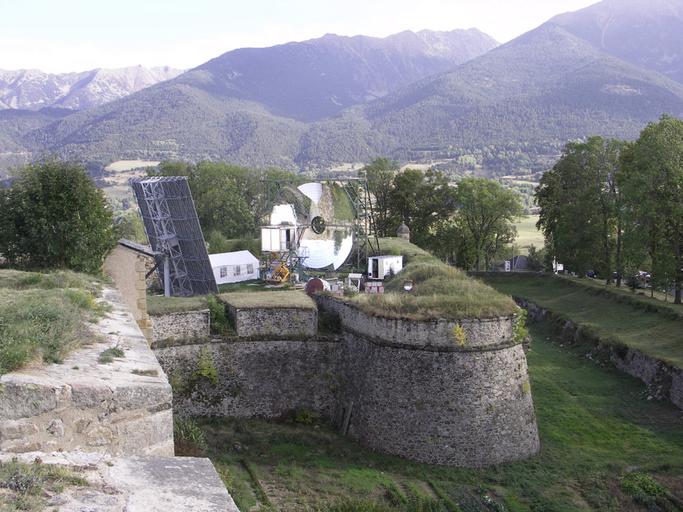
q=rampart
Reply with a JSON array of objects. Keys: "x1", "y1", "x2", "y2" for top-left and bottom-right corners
[{"x1": 152, "y1": 294, "x2": 540, "y2": 467}]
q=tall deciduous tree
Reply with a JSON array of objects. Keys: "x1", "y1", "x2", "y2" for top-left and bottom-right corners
[
  {"x1": 620, "y1": 115, "x2": 683, "y2": 303},
  {"x1": 536, "y1": 137, "x2": 624, "y2": 281},
  {"x1": 453, "y1": 177, "x2": 523, "y2": 271},
  {"x1": 389, "y1": 168, "x2": 455, "y2": 249},
  {"x1": 362, "y1": 158, "x2": 398, "y2": 237},
  {"x1": 0, "y1": 160, "x2": 116, "y2": 273}
]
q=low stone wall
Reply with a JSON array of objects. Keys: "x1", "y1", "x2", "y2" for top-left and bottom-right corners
[
  {"x1": 0, "y1": 288, "x2": 174, "y2": 456},
  {"x1": 517, "y1": 297, "x2": 683, "y2": 409},
  {"x1": 151, "y1": 310, "x2": 211, "y2": 343},
  {"x1": 320, "y1": 295, "x2": 515, "y2": 350},
  {"x1": 225, "y1": 305, "x2": 317, "y2": 338},
  {"x1": 1, "y1": 451, "x2": 239, "y2": 512},
  {"x1": 154, "y1": 338, "x2": 340, "y2": 419}
]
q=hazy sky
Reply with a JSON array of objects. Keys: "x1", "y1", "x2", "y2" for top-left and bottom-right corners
[{"x1": 1, "y1": 0, "x2": 598, "y2": 72}]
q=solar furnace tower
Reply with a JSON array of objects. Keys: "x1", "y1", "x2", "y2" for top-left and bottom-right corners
[{"x1": 130, "y1": 176, "x2": 218, "y2": 297}]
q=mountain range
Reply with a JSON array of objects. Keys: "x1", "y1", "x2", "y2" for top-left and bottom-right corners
[
  {"x1": 1, "y1": 0, "x2": 683, "y2": 175},
  {"x1": 0, "y1": 66, "x2": 182, "y2": 111}
]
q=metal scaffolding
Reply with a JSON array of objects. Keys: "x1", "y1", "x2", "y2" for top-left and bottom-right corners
[{"x1": 131, "y1": 177, "x2": 217, "y2": 297}]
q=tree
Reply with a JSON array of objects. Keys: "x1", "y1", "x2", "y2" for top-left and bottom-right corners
[
  {"x1": 536, "y1": 137, "x2": 624, "y2": 281},
  {"x1": 153, "y1": 161, "x2": 301, "y2": 240},
  {"x1": 453, "y1": 178, "x2": 523, "y2": 271},
  {"x1": 619, "y1": 115, "x2": 683, "y2": 303},
  {"x1": 362, "y1": 158, "x2": 398, "y2": 237},
  {"x1": 389, "y1": 168, "x2": 455, "y2": 249},
  {"x1": 0, "y1": 160, "x2": 116, "y2": 273}
]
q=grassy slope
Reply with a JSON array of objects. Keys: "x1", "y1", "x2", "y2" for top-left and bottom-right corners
[
  {"x1": 351, "y1": 237, "x2": 518, "y2": 320},
  {"x1": 482, "y1": 274, "x2": 683, "y2": 368},
  {"x1": 0, "y1": 269, "x2": 105, "y2": 374},
  {"x1": 183, "y1": 323, "x2": 683, "y2": 511}
]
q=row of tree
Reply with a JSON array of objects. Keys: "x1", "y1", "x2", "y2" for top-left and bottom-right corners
[
  {"x1": 0, "y1": 157, "x2": 524, "y2": 276},
  {"x1": 536, "y1": 115, "x2": 683, "y2": 303},
  {"x1": 364, "y1": 158, "x2": 523, "y2": 270}
]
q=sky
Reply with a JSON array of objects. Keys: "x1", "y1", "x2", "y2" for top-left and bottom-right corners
[{"x1": 1, "y1": 0, "x2": 599, "y2": 73}]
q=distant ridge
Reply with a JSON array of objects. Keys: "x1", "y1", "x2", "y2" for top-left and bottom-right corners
[
  {"x1": 0, "y1": 66, "x2": 182, "y2": 111},
  {"x1": 3, "y1": 2, "x2": 683, "y2": 175}
]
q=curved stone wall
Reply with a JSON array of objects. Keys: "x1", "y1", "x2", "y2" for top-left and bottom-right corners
[
  {"x1": 152, "y1": 295, "x2": 540, "y2": 467},
  {"x1": 321, "y1": 295, "x2": 540, "y2": 466},
  {"x1": 339, "y1": 332, "x2": 538, "y2": 466}
]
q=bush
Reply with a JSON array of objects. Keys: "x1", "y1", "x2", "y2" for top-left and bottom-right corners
[
  {"x1": 621, "y1": 472, "x2": 666, "y2": 505},
  {"x1": 0, "y1": 160, "x2": 116, "y2": 273},
  {"x1": 173, "y1": 417, "x2": 207, "y2": 453}
]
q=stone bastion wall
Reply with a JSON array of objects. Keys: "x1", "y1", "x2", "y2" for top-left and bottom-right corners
[
  {"x1": 318, "y1": 295, "x2": 540, "y2": 467},
  {"x1": 152, "y1": 294, "x2": 540, "y2": 467}
]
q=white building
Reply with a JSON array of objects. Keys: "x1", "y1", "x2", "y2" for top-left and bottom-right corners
[
  {"x1": 368, "y1": 255, "x2": 403, "y2": 280},
  {"x1": 209, "y1": 250, "x2": 260, "y2": 284}
]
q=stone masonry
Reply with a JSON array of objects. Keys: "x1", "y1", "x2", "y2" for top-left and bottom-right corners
[
  {"x1": 151, "y1": 310, "x2": 211, "y2": 343},
  {"x1": 0, "y1": 288, "x2": 173, "y2": 456},
  {"x1": 152, "y1": 294, "x2": 540, "y2": 467}
]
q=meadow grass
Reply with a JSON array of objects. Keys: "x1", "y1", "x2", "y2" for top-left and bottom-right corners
[
  {"x1": 482, "y1": 273, "x2": 683, "y2": 368},
  {"x1": 178, "y1": 323, "x2": 683, "y2": 511},
  {"x1": 0, "y1": 270, "x2": 105, "y2": 374},
  {"x1": 219, "y1": 291, "x2": 316, "y2": 310},
  {"x1": 146, "y1": 295, "x2": 208, "y2": 315},
  {"x1": 512, "y1": 215, "x2": 544, "y2": 255}
]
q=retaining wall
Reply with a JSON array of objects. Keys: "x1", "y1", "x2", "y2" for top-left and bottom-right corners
[
  {"x1": 153, "y1": 294, "x2": 540, "y2": 467},
  {"x1": 151, "y1": 310, "x2": 211, "y2": 343},
  {"x1": 518, "y1": 297, "x2": 683, "y2": 409},
  {"x1": 154, "y1": 338, "x2": 340, "y2": 419}
]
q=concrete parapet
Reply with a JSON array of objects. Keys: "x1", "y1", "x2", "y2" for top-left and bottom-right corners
[{"x1": 1, "y1": 452, "x2": 239, "y2": 512}]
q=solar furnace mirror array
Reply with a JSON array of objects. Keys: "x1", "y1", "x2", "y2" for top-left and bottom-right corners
[{"x1": 130, "y1": 176, "x2": 218, "y2": 297}]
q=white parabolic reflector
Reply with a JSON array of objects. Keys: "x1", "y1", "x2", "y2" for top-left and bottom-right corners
[{"x1": 296, "y1": 182, "x2": 354, "y2": 270}]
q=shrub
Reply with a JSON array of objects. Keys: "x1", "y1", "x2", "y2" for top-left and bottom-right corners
[
  {"x1": 452, "y1": 324, "x2": 467, "y2": 347},
  {"x1": 193, "y1": 347, "x2": 218, "y2": 386},
  {"x1": 621, "y1": 472, "x2": 666, "y2": 505},
  {"x1": 0, "y1": 160, "x2": 116, "y2": 273},
  {"x1": 207, "y1": 295, "x2": 233, "y2": 335}
]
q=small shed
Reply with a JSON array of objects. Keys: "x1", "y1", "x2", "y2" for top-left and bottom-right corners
[
  {"x1": 209, "y1": 250, "x2": 260, "y2": 284},
  {"x1": 368, "y1": 255, "x2": 403, "y2": 280}
]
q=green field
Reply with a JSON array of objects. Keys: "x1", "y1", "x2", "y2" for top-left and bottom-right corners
[
  {"x1": 481, "y1": 274, "x2": 683, "y2": 368},
  {"x1": 178, "y1": 323, "x2": 683, "y2": 511},
  {"x1": 513, "y1": 215, "x2": 544, "y2": 254}
]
